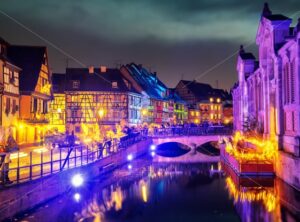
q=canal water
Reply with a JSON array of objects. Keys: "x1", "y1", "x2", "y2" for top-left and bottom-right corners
[{"x1": 15, "y1": 146, "x2": 300, "y2": 222}]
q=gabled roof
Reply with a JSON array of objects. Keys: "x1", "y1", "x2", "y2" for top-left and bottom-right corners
[
  {"x1": 167, "y1": 88, "x2": 186, "y2": 104},
  {"x1": 124, "y1": 63, "x2": 168, "y2": 100},
  {"x1": 7, "y1": 46, "x2": 46, "y2": 92},
  {"x1": 178, "y1": 80, "x2": 231, "y2": 101},
  {"x1": 56, "y1": 67, "x2": 139, "y2": 94}
]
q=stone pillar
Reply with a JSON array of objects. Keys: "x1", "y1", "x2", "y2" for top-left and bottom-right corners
[
  {"x1": 262, "y1": 70, "x2": 269, "y2": 137},
  {"x1": 274, "y1": 57, "x2": 284, "y2": 147}
]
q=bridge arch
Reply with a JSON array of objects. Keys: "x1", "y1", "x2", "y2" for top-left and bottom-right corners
[{"x1": 152, "y1": 135, "x2": 221, "y2": 148}]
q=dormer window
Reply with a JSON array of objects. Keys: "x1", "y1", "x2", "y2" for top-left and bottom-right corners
[
  {"x1": 72, "y1": 80, "x2": 80, "y2": 89},
  {"x1": 112, "y1": 81, "x2": 118, "y2": 89}
]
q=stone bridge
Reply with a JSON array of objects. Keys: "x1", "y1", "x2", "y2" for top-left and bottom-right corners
[
  {"x1": 152, "y1": 135, "x2": 226, "y2": 163},
  {"x1": 152, "y1": 135, "x2": 222, "y2": 148}
]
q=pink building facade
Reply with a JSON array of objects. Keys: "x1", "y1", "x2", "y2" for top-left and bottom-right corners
[{"x1": 232, "y1": 3, "x2": 300, "y2": 188}]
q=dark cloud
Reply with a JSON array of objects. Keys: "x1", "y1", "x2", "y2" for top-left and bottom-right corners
[{"x1": 0, "y1": 0, "x2": 299, "y2": 90}]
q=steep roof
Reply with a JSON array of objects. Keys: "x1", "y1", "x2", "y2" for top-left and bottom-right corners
[
  {"x1": 7, "y1": 46, "x2": 46, "y2": 92},
  {"x1": 178, "y1": 80, "x2": 231, "y2": 101},
  {"x1": 124, "y1": 63, "x2": 168, "y2": 100},
  {"x1": 56, "y1": 67, "x2": 139, "y2": 94},
  {"x1": 167, "y1": 88, "x2": 186, "y2": 104}
]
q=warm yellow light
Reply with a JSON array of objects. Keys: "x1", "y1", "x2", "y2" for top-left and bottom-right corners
[
  {"x1": 141, "y1": 109, "x2": 148, "y2": 116},
  {"x1": 217, "y1": 98, "x2": 221, "y2": 103},
  {"x1": 224, "y1": 131, "x2": 277, "y2": 162},
  {"x1": 10, "y1": 152, "x2": 28, "y2": 159},
  {"x1": 210, "y1": 98, "x2": 214, "y2": 102},
  {"x1": 33, "y1": 147, "x2": 48, "y2": 153},
  {"x1": 57, "y1": 108, "x2": 62, "y2": 113},
  {"x1": 98, "y1": 109, "x2": 105, "y2": 118}
]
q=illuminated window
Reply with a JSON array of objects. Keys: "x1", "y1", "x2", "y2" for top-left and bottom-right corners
[
  {"x1": 72, "y1": 80, "x2": 80, "y2": 89},
  {"x1": 217, "y1": 98, "x2": 221, "y2": 103},
  {"x1": 210, "y1": 98, "x2": 214, "y2": 102},
  {"x1": 191, "y1": 111, "x2": 194, "y2": 116},
  {"x1": 112, "y1": 82, "x2": 118, "y2": 89},
  {"x1": 210, "y1": 114, "x2": 213, "y2": 119},
  {"x1": 211, "y1": 105, "x2": 214, "y2": 110}
]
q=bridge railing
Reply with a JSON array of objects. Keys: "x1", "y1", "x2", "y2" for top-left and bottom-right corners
[
  {"x1": 0, "y1": 133, "x2": 146, "y2": 186},
  {"x1": 150, "y1": 126, "x2": 232, "y2": 137}
]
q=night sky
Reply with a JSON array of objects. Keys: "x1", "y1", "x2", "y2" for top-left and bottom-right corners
[{"x1": 0, "y1": 0, "x2": 300, "y2": 90}]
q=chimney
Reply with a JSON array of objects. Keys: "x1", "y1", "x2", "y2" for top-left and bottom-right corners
[
  {"x1": 100, "y1": 66, "x2": 107, "y2": 73},
  {"x1": 239, "y1": 45, "x2": 245, "y2": 55},
  {"x1": 88, "y1": 66, "x2": 94, "y2": 74}
]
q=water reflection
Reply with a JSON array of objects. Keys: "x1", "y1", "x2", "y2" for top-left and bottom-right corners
[
  {"x1": 18, "y1": 157, "x2": 300, "y2": 222},
  {"x1": 222, "y1": 162, "x2": 300, "y2": 222}
]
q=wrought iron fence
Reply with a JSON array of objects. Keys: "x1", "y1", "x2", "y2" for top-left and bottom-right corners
[{"x1": 0, "y1": 132, "x2": 146, "y2": 185}]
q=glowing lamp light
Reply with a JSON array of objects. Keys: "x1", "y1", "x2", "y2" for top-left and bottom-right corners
[
  {"x1": 75, "y1": 140, "x2": 80, "y2": 145},
  {"x1": 151, "y1": 151, "x2": 156, "y2": 157},
  {"x1": 98, "y1": 109, "x2": 105, "y2": 118},
  {"x1": 73, "y1": 193, "x2": 81, "y2": 202},
  {"x1": 150, "y1": 144, "x2": 156, "y2": 151},
  {"x1": 141, "y1": 109, "x2": 148, "y2": 116},
  {"x1": 127, "y1": 154, "x2": 133, "y2": 161},
  {"x1": 57, "y1": 108, "x2": 62, "y2": 113},
  {"x1": 128, "y1": 164, "x2": 132, "y2": 170},
  {"x1": 71, "y1": 174, "x2": 84, "y2": 187}
]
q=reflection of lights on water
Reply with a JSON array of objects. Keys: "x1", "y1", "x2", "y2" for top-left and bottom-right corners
[
  {"x1": 74, "y1": 193, "x2": 81, "y2": 202},
  {"x1": 139, "y1": 179, "x2": 148, "y2": 203},
  {"x1": 225, "y1": 177, "x2": 278, "y2": 212},
  {"x1": 111, "y1": 187, "x2": 123, "y2": 211},
  {"x1": 210, "y1": 165, "x2": 214, "y2": 171},
  {"x1": 150, "y1": 144, "x2": 156, "y2": 151},
  {"x1": 127, "y1": 154, "x2": 133, "y2": 161},
  {"x1": 71, "y1": 174, "x2": 84, "y2": 187},
  {"x1": 128, "y1": 164, "x2": 132, "y2": 170},
  {"x1": 141, "y1": 184, "x2": 148, "y2": 203},
  {"x1": 151, "y1": 151, "x2": 155, "y2": 157}
]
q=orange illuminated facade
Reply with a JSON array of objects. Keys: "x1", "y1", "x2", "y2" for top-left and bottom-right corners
[
  {"x1": 8, "y1": 46, "x2": 52, "y2": 145},
  {"x1": 0, "y1": 38, "x2": 20, "y2": 144}
]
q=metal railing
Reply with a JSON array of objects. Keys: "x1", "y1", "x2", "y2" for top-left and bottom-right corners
[
  {"x1": 150, "y1": 126, "x2": 232, "y2": 137},
  {"x1": 0, "y1": 133, "x2": 146, "y2": 185}
]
